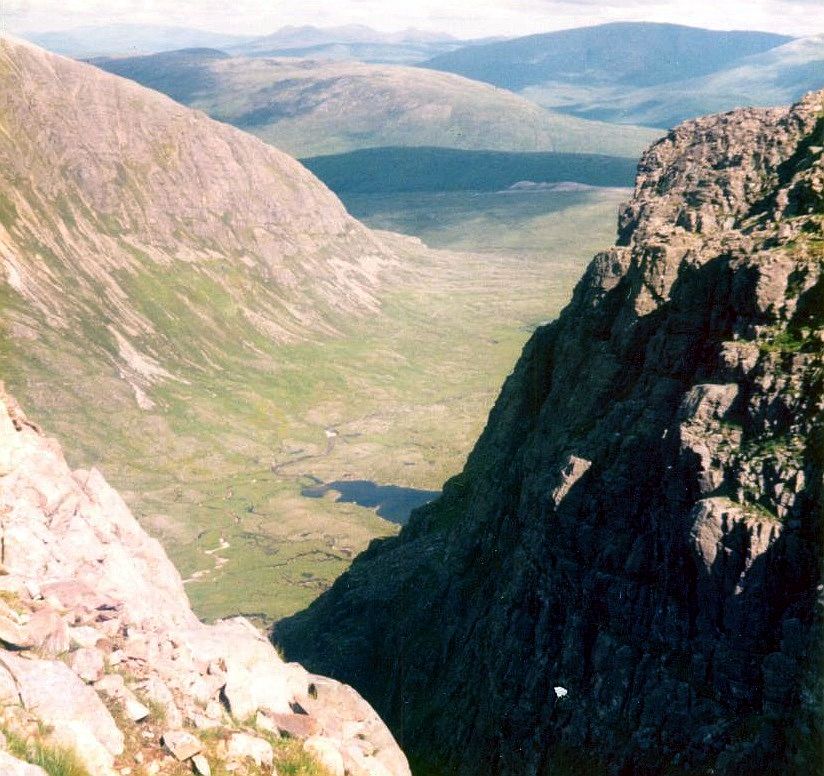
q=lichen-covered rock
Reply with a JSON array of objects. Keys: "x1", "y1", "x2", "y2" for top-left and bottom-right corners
[{"x1": 277, "y1": 92, "x2": 824, "y2": 775}]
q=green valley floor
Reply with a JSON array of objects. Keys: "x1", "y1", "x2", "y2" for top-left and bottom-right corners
[{"x1": 2, "y1": 186, "x2": 628, "y2": 623}]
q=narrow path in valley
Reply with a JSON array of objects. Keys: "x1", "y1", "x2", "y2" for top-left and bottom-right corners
[
  {"x1": 183, "y1": 536, "x2": 231, "y2": 585},
  {"x1": 269, "y1": 428, "x2": 340, "y2": 476},
  {"x1": 186, "y1": 425, "x2": 348, "y2": 587}
]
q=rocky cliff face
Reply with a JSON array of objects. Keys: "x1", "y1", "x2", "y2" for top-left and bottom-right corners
[
  {"x1": 277, "y1": 93, "x2": 824, "y2": 774},
  {"x1": 0, "y1": 383, "x2": 410, "y2": 776}
]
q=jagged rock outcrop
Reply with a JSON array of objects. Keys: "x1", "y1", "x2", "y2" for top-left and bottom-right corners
[
  {"x1": 277, "y1": 94, "x2": 824, "y2": 774},
  {"x1": 0, "y1": 385, "x2": 410, "y2": 776}
]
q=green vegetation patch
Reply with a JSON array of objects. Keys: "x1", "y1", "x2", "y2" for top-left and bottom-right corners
[
  {"x1": 0, "y1": 189, "x2": 18, "y2": 229},
  {"x1": 758, "y1": 326, "x2": 810, "y2": 355},
  {"x1": 4, "y1": 728, "x2": 90, "y2": 776},
  {"x1": 274, "y1": 738, "x2": 335, "y2": 776}
]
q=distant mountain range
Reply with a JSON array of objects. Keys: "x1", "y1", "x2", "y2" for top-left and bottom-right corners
[
  {"x1": 224, "y1": 24, "x2": 499, "y2": 65},
  {"x1": 236, "y1": 24, "x2": 458, "y2": 49},
  {"x1": 91, "y1": 49, "x2": 660, "y2": 159},
  {"x1": 24, "y1": 24, "x2": 253, "y2": 58},
  {"x1": 22, "y1": 22, "x2": 491, "y2": 64},
  {"x1": 421, "y1": 22, "x2": 824, "y2": 128},
  {"x1": 29, "y1": 21, "x2": 822, "y2": 127},
  {"x1": 534, "y1": 33, "x2": 824, "y2": 128},
  {"x1": 422, "y1": 23, "x2": 792, "y2": 91}
]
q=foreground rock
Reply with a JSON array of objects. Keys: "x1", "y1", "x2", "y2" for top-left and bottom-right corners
[
  {"x1": 0, "y1": 752, "x2": 48, "y2": 775},
  {"x1": 162, "y1": 730, "x2": 202, "y2": 761},
  {"x1": 277, "y1": 92, "x2": 824, "y2": 774},
  {"x1": 0, "y1": 386, "x2": 410, "y2": 776}
]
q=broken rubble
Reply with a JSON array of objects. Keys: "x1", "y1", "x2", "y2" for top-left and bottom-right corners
[
  {"x1": 0, "y1": 653, "x2": 124, "y2": 760},
  {"x1": 191, "y1": 754, "x2": 212, "y2": 776},
  {"x1": 0, "y1": 616, "x2": 33, "y2": 649},
  {"x1": 124, "y1": 696, "x2": 151, "y2": 722},
  {"x1": 271, "y1": 711, "x2": 320, "y2": 739},
  {"x1": 69, "y1": 625, "x2": 105, "y2": 649},
  {"x1": 69, "y1": 646, "x2": 105, "y2": 683},
  {"x1": 161, "y1": 729, "x2": 202, "y2": 761},
  {"x1": 227, "y1": 732, "x2": 274, "y2": 768},
  {"x1": 26, "y1": 608, "x2": 69, "y2": 656}
]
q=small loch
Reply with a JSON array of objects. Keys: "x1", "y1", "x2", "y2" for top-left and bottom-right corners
[{"x1": 302, "y1": 480, "x2": 440, "y2": 525}]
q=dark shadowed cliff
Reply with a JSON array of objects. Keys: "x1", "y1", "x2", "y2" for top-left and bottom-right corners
[{"x1": 276, "y1": 92, "x2": 824, "y2": 775}]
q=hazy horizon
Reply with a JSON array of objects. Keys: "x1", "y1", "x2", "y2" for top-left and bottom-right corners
[{"x1": 6, "y1": 0, "x2": 824, "y2": 40}]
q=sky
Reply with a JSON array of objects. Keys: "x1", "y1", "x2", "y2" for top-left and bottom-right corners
[{"x1": 5, "y1": 0, "x2": 824, "y2": 39}]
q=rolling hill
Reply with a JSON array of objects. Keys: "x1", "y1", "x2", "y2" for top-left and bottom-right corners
[
  {"x1": 91, "y1": 49, "x2": 661, "y2": 158},
  {"x1": 519, "y1": 33, "x2": 824, "y2": 127},
  {"x1": 421, "y1": 22, "x2": 824, "y2": 129},
  {"x1": 536, "y1": 35, "x2": 824, "y2": 126},
  {"x1": 421, "y1": 22, "x2": 791, "y2": 92}
]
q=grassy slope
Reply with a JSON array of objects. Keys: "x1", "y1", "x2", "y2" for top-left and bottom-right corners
[
  {"x1": 91, "y1": 51, "x2": 660, "y2": 158},
  {"x1": 339, "y1": 188, "x2": 629, "y2": 254}
]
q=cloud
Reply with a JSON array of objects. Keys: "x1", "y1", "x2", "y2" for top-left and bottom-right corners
[{"x1": 5, "y1": 0, "x2": 824, "y2": 38}]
